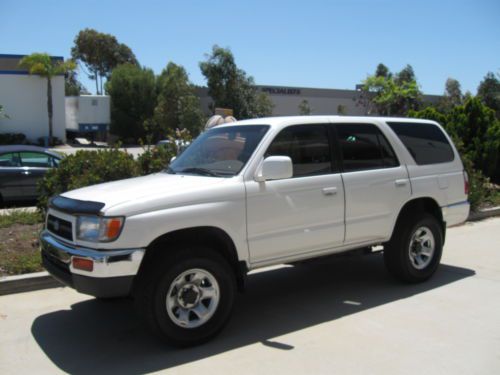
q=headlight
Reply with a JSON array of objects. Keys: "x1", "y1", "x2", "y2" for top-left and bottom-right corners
[{"x1": 76, "y1": 216, "x2": 124, "y2": 242}]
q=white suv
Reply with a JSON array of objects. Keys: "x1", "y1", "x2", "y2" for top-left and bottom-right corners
[{"x1": 40, "y1": 116, "x2": 469, "y2": 346}]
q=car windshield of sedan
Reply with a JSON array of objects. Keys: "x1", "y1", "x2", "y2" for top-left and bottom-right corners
[{"x1": 167, "y1": 125, "x2": 269, "y2": 177}]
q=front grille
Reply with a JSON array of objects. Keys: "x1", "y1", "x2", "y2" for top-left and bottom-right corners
[{"x1": 47, "y1": 214, "x2": 73, "y2": 241}]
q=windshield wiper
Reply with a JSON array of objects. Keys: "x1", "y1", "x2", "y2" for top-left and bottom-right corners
[{"x1": 177, "y1": 167, "x2": 221, "y2": 177}]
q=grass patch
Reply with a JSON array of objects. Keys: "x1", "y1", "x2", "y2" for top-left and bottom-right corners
[
  {"x1": 0, "y1": 223, "x2": 43, "y2": 276},
  {"x1": 0, "y1": 210, "x2": 43, "y2": 228}
]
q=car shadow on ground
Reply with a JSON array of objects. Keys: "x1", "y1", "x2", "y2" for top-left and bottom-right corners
[{"x1": 31, "y1": 253, "x2": 474, "y2": 374}]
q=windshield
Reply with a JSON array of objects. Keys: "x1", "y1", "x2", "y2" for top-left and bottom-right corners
[{"x1": 167, "y1": 125, "x2": 269, "y2": 177}]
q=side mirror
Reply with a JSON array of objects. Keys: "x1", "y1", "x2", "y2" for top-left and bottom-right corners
[
  {"x1": 170, "y1": 156, "x2": 176, "y2": 163},
  {"x1": 255, "y1": 156, "x2": 293, "y2": 182}
]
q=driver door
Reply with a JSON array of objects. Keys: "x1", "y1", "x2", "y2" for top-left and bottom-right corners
[{"x1": 245, "y1": 124, "x2": 345, "y2": 264}]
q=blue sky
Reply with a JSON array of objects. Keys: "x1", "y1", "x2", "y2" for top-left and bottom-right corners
[{"x1": 1, "y1": 0, "x2": 499, "y2": 95}]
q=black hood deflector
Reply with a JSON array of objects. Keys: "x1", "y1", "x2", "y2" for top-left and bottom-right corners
[{"x1": 49, "y1": 195, "x2": 105, "y2": 215}]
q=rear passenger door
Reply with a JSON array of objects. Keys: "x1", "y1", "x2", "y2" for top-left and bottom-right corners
[
  {"x1": 335, "y1": 123, "x2": 410, "y2": 243},
  {"x1": 0, "y1": 152, "x2": 23, "y2": 200},
  {"x1": 19, "y1": 152, "x2": 53, "y2": 198}
]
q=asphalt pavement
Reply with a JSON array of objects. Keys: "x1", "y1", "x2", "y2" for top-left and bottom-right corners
[{"x1": 1, "y1": 218, "x2": 499, "y2": 374}]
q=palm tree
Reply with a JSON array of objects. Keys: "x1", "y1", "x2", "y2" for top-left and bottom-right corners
[{"x1": 19, "y1": 53, "x2": 76, "y2": 145}]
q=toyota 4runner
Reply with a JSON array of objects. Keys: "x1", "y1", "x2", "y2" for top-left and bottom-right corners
[{"x1": 41, "y1": 116, "x2": 469, "y2": 346}]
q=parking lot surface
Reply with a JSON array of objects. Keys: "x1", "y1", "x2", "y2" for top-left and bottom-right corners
[{"x1": 1, "y1": 218, "x2": 499, "y2": 374}]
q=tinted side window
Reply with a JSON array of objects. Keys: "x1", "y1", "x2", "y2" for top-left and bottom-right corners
[
  {"x1": 19, "y1": 152, "x2": 51, "y2": 168},
  {"x1": 387, "y1": 122, "x2": 454, "y2": 165},
  {"x1": 0, "y1": 152, "x2": 21, "y2": 167},
  {"x1": 336, "y1": 124, "x2": 399, "y2": 172},
  {"x1": 266, "y1": 125, "x2": 332, "y2": 177}
]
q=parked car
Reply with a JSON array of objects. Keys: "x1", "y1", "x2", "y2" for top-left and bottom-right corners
[
  {"x1": 0, "y1": 145, "x2": 61, "y2": 203},
  {"x1": 40, "y1": 116, "x2": 469, "y2": 346}
]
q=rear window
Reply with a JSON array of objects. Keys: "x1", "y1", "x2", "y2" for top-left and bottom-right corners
[{"x1": 387, "y1": 122, "x2": 454, "y2": 165}]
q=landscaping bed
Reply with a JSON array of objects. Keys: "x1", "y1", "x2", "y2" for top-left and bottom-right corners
[{"x1": 0, "y1": 211, "x2": 43, "y2": 277}]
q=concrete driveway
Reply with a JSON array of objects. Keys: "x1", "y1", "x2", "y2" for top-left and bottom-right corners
[{"x1": 1, "y1": 218, "x2": 499, "y2": 374}]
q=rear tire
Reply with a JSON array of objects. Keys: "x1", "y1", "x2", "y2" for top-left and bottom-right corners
[
  {"x1": 384, "y1": 213, "x2": 443, "y2": 282},
  {"x1": 135, "y1": 246, "x2": 236, "y2": 347}
]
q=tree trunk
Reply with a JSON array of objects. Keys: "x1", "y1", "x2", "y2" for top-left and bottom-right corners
[
  {"x1": 94, "y1": 69, "x2": 99, "y2": 95},
  {"x1": 47, "y1": 77, "x2": 53, "y2": 146}
]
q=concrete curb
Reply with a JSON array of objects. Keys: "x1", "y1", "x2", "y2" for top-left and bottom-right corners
[
  {"x1": 467, "y1": 206, "x2": 500, "y2": 221},
  {"x1": 0, "y1": 271, "x2": 62, "y2": 296},
  {"x1": 1, "y1": 206, "x2": 499, "y2": 296}
]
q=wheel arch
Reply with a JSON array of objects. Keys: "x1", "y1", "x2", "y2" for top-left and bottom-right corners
[
  {"x1": 392, "y1": 197, "x2": 446, "y2": 244},
  {"x1": 137, "y1": 226, "x2": 247, "y2": 291}
]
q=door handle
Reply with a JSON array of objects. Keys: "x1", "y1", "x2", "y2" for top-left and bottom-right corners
[
  {"x1": 322, "y1": 187, "x2": 338, "y2": 196},
  {"x1": 395, "y1": 179, "x2": 407, "y2": 187},
  {"x1": 22, "y1": 171, "x2": 30, "y2": 175}
]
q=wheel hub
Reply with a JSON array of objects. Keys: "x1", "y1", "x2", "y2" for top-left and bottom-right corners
[
  {"x1": 177, "y1": 284, "x2": 201, "y2": 308},
  {"x1": 408, "y1": 226, "x2": 435, "y2": 270},
  {"x1": 166, "y1": 268, "x2": 220, "y2": 329}
]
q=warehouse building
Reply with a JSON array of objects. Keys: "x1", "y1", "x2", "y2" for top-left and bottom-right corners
[
  {"x1": 0, "y1": 54, "x2": 66, "y2": 143},
  {"x1": 197, "y1": 85, "x2": 441, "y2": 117}
]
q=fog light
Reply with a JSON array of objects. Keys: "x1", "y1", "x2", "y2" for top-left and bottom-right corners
[{"x1": 72, "y1": 257, "x2": 94, "y2": 272}]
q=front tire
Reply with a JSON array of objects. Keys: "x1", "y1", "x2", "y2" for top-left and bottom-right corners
[
  {"x1": 136, "y1": 246, "x2": 236, "y2": 347},
  {"x1": 384, "y1": 213, "x2": 443, "y2": 282}
]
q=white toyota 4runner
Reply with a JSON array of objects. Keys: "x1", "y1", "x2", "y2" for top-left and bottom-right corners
[{"x1": 41, "y1": 116, "x2": 469, "y2": 346}]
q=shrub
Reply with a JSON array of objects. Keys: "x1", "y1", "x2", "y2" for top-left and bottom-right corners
[
  {"x1": 37, "y1": 148, "x2": 139, "y2": 212},
  {"x1": 137, "y1": 129, "x2": 192, "y2": 174},
  {"x1": 137, "y1": 144, "x2": 176, "y2": 175},
  {"x1": 0, "y1": 133, "x2": 26, "y2": 145}
]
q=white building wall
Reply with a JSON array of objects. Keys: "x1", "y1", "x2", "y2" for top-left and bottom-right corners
[{"x1": 0, "y1": 74, "x2": 66, "y2": 142}]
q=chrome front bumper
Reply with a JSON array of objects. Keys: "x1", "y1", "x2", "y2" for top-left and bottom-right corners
[{"x1": 40, "y1": 230, "x2": 145, "y2": 297}]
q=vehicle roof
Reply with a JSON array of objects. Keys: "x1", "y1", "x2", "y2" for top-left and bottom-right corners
[
  {"x1": 0, "y1": 144, "x2": 61, "y2": 158},
  {"x1": 218, "y1": 115, "x2": 439, "y2": 128}
]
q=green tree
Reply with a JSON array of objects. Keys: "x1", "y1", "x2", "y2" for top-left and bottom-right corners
[
  {"x1": 19, "y1": 53, "x2": 76, "y2": 145},
  {"x1": 359, "y1": 73, "x2": 422, "y2": 116},
  {"x1": 477, "y1": 72, "x2": 500, "y2": 117},
  {"x1": 153, "y1": 62, "x2": 204, "y2": 137},
  {"x1": 439, "y1": 78, "x2": 463, "y2": 111},
  {"x1": 298, "y1": 99, "x2": 312, "y2": 115},
  {"x1": 106, "y1": 64, "x2": 157, "y2": 142},
  {"x1": 71, "y1": 28, "x2": 138, "y2": 94},
  {"x1": 199, "y1": 45, "x2": 273, "y2": 118},
  {"x1": 65, "y1": 71, "x2": 89, "y2": 96},
  {"x1": 375, "y1": 63, "x2": 391, "y2": 78},
  {"x1": 448, "y1": 98, "x2": 500, "y2": 179},
  {"x1": 394, "y1": 64, "x2": 416, "y2": 85}
]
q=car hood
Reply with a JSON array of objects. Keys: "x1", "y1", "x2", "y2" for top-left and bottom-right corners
[{"x1": 61, "y1": 172, "x2": 226, "y2": 212}]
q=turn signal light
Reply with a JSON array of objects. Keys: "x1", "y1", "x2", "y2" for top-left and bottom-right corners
[
  {"x1": 72, "y1": 257, "x2": 94, "y2": 272},
  {"x1": 105, "y1": 218, "x2": 123, "y2": 240}
]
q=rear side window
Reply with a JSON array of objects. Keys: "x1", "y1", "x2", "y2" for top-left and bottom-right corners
[
  {"x1": 266, "y1": 124, "x2": 332, "y2": 177},
  {"x1": 387, "y1": 122, "x2": 454, "y2": 165},
  {"x1": 336, "y1": 124, "x2": 399, "y2": 172},
  {"x1": 19, "y1": 152, "x2": 51, "y2": 168}
]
